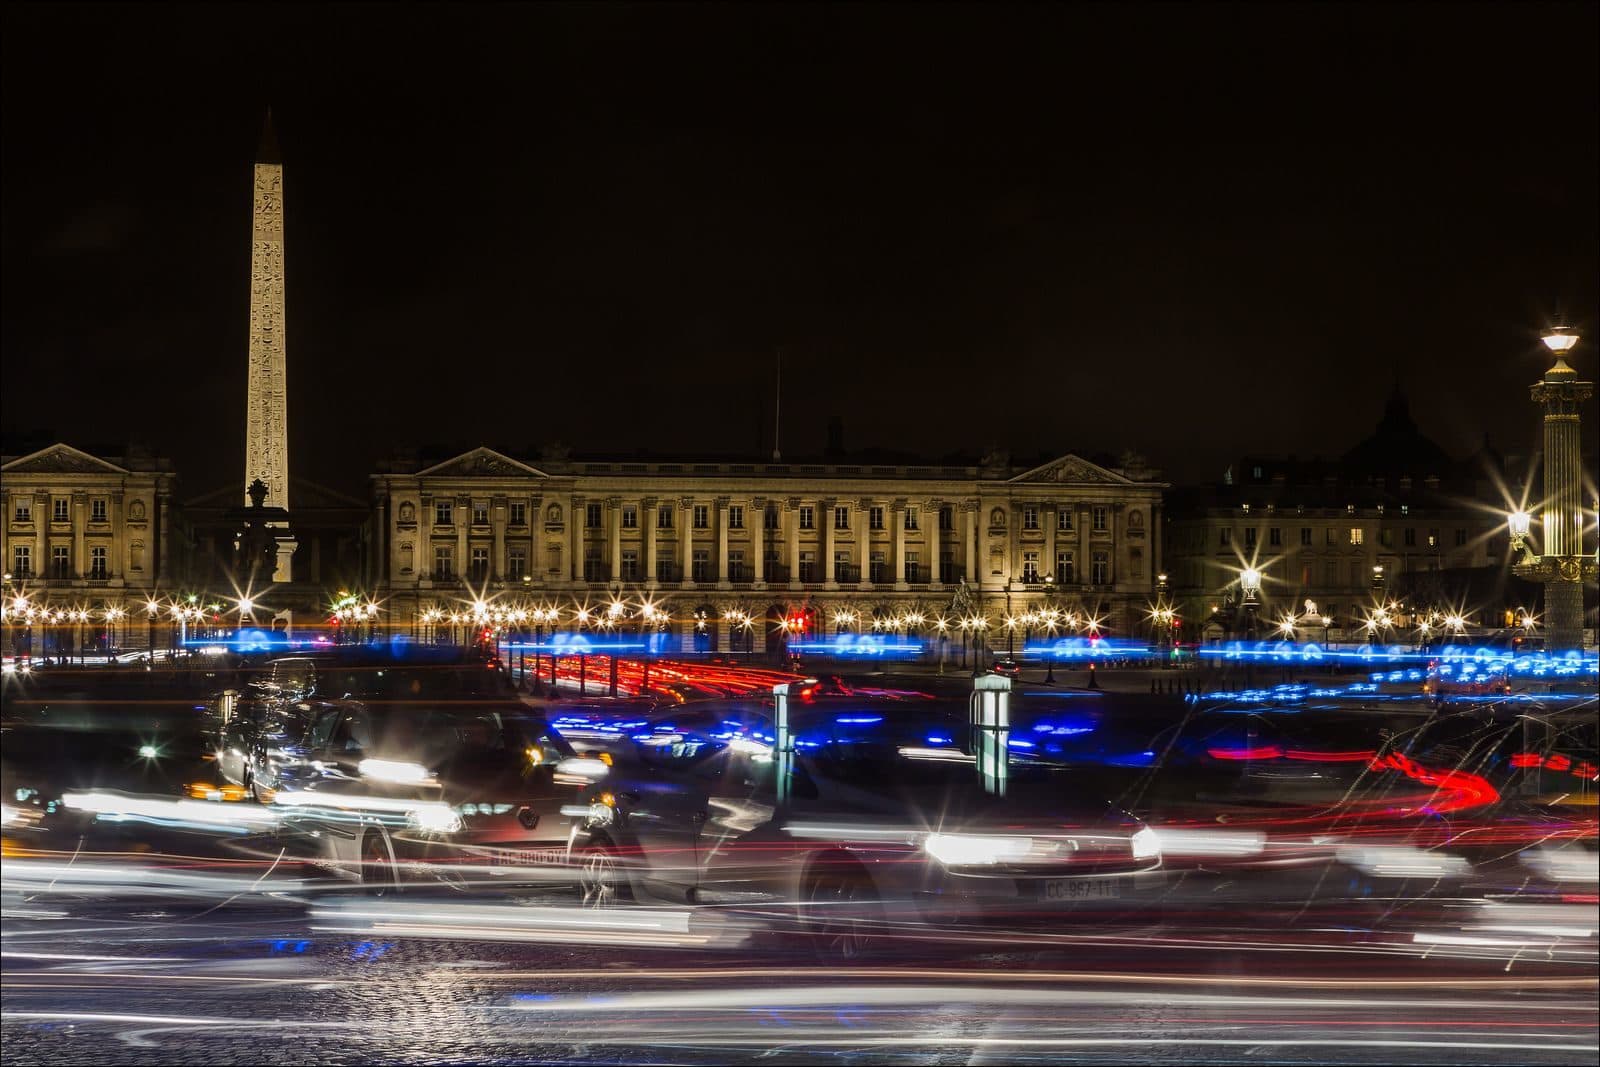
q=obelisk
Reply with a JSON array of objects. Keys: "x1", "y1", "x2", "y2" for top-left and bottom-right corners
[{"x1": 244, "y1": 109, "x2": 295, "y2": 581}]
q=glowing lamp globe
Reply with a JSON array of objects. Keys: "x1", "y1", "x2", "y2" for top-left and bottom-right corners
[
  {"x1": 1541, "y1": 327, "x2": 1580, "y2": 353},
  {"x1": 1239, "y1": 568, "x2": 1261, "y2": 594},
  {"x1": 1508, "y1": 510, "x2": 1531, "y2": 540}
]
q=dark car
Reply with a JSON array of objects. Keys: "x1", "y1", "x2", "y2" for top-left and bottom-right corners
[
  {"x1": 565, "y1": 708, "x2": 1162, "y2": 953},
  {"x1": 268, "y1": 700, "x2": 600, "y2": 894},
  {"x1": 990, "y1": 659, "x2": 1023, "y2": 677}
]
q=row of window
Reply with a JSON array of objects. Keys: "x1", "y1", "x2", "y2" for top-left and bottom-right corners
[
  {"x1": 1218, "y1": 526, "x2": 1472, "y2": 548},
  {"x1": 422, "y1": 501, "x2": 1124, "y2": 535},
  {"x1": 13, "y1": 499, "x2": 111, "y2": 523},
  {"x1": 10, "y1": 545, "x2": 110, "y2": 579},
  {"x1": 422, "y1": 543, "x2": 1129, "y2": 586}
]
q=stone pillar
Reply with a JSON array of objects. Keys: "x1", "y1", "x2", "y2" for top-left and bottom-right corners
[
  {"x1": 752, "y1": 498, "x2": 766, "y2": 587},
  {"x1": 455, "y1": 495, "x2": 469, "y2": 583},
  {"x1": 927, "y1": 499, "x2": 942, "y2": 587},
  {"x1": 786, "y1": 499, "x2": 801, "y2": 591},
  {"x1": 492, "y1": 496, "x2": 507, "y2": 581},
  {"x1": 1078, "y1": 504, "x2": 1091, "y2": 588},
  {"x1": 892, "y1": 498, "x2": 908, "y2": 590},
  {"x1": 1008, "y1": 503, "x2": 1021, "y2": 586},
  {"x1": 964, "y1": 501, "x2": 978, "y2": 586},
  {"x1": 72, "y1": 493, "x2": 87, "y2": 578},
  {"x1": 112, "y1": 492, "x2": 125, "y2": 579},
  {"x1": 1112, "y1": 503, "x2": 1126, "y2": 588},
  {"x1": 680, "y1": 498, "x2": 695, "y2": 587},
  {"x1": 157, "y1": 495, "x2": 170, "y2": 580},
  {"x1": 715, "y1": 497, "x2": 731, "y2": 589},
  {"x1": 822, "y1": 499, "x2": 838, "y2": 589},
  {"x1": 1529, "y1": 365, "x2": 1596, "y2": 650},
  {"x1": 607, "y1": 496, "x2": 622, "y2": 584},
  {"x1": 856, "y1": 498, "x2": 873, "y2": 590},
  {"x1": 643, "y1": 497, "x2": 658, "y2": 584},
  {"x1": 1152, "y1": 502, "x2": 1163, "y2": 580},
  {"x1": 529, "y1": 497, "x2": 544, "y2": 581},
  {"x1": 1044, "y1": 504, "x2": 1056, "y2": 585},
  {"x1": 569, "y1": 495, "x2": 584, "y2": 582}
]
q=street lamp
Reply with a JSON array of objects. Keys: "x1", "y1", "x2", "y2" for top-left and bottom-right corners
[
  {"x1": 1239, "y1": 567, "x2": 1261, "y2": 640},
  {"x1": 1516, "y1": 326, "x2": 1596, "y2": 650}
]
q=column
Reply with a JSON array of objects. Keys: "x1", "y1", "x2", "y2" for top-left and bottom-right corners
[
  {"x1": 1077, "y1": 503, "x2": 1091, "y2": 589},
  {"x1": 752, "y1": 498, "x2": 766, "y2": 587},
  {"x1": 73, "y1": 493, "x2": 87, "y2": 578},
  {"x1": 643, "y1": 497, "x2": 658, "y2": 583},
  {"x1": 892, "y1": 498, "x2": 908, "y2": 590},
  {"x1": 1044, "y1": 504, "x2": 1056, "y2": 586},
  {"x1": 455, "y1": 495, "x2": 469, "y2": 584},
  {"x1": 822, "y1": 499, "x2": 838, "y2": 589},
  {"x1": 1152, "y1": 502, "x2": 1163, "y2": 580},
  {"x1": 492, "y1": 496, "x2": 507, "y2": 581},
  {"x1": 964, "y1": 501, "x2": 978, "y2": 585},
  {"x1": 156, "y1": 495, "x2": 170, "y2": 580},
  {"x1": 927, "y1": 499, "x2": 942, "y2": 587},
  {"x1": 569, "y1": 494, "x2": 583, "y2": 582},
  {"x1": 112, "y1": 492, "x2": 125, "y2": 580},
  {"x1": 856, "y1": 498, "x2": 872, "y2": 589},
  {"x1": 607, "y1": 496, "x2": 622, "y2": 584},
  {"x1": 1008, "y1": 502, "x2": 1020, "y2": 586},
  {"x1": 786, "y1": 499, "x2": 801, "y2": 590},
  {"x1": 1112, "y1": 503, "x2": 1126, "y2": 588},
  {"x1": 529, "y1": 497, "x2": 544, "y2": 581},
  {"x1": 715, "y1": 497, "x2": 731, "y2": 589},
  {"x1": 680, "y1": 498, "x2": 694, "y2": 587}
]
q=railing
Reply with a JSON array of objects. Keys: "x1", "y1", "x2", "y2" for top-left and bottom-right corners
[
  {"x1": 903, "y1": 565, "x2": 927, "y2": 584},
  {"x1": 834, "y1": 564, "x2": 861, "y2": 584},
  {"x1": 582, "y1": 563, "x2": 612, "y2": 582},
  {"x1": 869, "y1": 565, "x2": 889, "y2": 584},
  {"x1": 655, "y1": 564, "x2": 682, "y2": 583},
  {"x1": 727, "y1": 565, "x2": 750, "y2": 583},
  {"x1": 797, "y1": 566, "x2": 819, "y2": 583},
  {"x1": 766, "y1": 564, "x2": 791, "y2": 583}
]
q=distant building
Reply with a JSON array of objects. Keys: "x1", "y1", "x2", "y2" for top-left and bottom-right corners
[
  {"x1": 1162, "y1": 388, "x2": 1541, "y2": 641},
  {"x1": 369, "y1": 445, "x2": 1167, "y2": 652},
  {"x1": 1, "y1": 443, "x2": 179, "y2": 656}
]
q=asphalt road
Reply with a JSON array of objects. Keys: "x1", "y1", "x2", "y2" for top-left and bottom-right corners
[{"x1": 4, "y1": 879, "x2": 1596, "y2": 1066}]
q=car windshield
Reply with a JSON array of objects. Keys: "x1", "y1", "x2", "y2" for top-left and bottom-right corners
[{"x1": 347, "y1": 709, "x2": 571, "y2": 764}]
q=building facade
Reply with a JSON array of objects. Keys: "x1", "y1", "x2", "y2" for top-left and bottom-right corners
[
  {"x1": 1163, "y1": 390, "x2": 1533, "y2": 642},
  {"x1": 1, "y1": 443, "x2": 180, "y2": 655},
  {"x1": 370, "y1": 447, "x2": 1167, "y2": 652}
]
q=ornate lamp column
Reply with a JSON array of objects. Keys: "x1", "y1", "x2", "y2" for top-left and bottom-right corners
[{"x1": 1512, "y1": 327, "x2": 1596, "y2": 651}]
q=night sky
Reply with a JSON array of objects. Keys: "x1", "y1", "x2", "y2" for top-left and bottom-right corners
[{"x1": 3, "y1": 2, "x2": 1595, "y2": 497}]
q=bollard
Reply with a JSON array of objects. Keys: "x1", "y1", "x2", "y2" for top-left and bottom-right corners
[
  {"x1": 772, "y1": 681, "x2": 799, "y2": 805},
  {"x1": 220, "y1": 689, "x2": 239, "y2": 725}
]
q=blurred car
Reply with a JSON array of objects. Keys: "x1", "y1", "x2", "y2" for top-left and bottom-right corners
[
  {"x1": 990, "y1": 659, "x2": 1022, "y2": 677},
  {"x1": 268, "y1": 700, "x2": 598, "y2": 894},
  {"x1": 565, "y1": 708, "x2": 1162, "y2": 953}
]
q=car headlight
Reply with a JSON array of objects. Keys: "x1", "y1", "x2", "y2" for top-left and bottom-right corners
[
  {"x1": 924, "y1": 833, "x2": 1036, "y2": 867},
  {"x1": 408, "y1": 804, "x2": 463, "y2": 834},
  {"x1": 1336, "y1": 844, "x2": 1470, "y2": 879},
  {"x1": 1130, "y1": 826, "x2": 1162, "y2": 860},
  {"x1": 553, "y1": 757, "x2": 610, "y2": 782},
  {"x1": 359, "y1": 759, "x2": 436, "y2": 785}
]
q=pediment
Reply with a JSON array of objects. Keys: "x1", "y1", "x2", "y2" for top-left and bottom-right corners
[
  {"x1": 1008, "y1": 454, "x2": 1132, "y2": 485},
  {"x1": 1, "y1": 443, "x2": 128, "y2": 476},
  {"x1": 416, "y1": 447, "x2": 548, "y2": 479}
]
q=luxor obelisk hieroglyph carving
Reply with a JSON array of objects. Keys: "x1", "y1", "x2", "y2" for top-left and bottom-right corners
[{"x1": 245, "y1": 110, "x2": 295, "y2": 581}]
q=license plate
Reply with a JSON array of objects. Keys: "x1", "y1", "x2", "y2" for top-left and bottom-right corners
[
  {"x1": 1038, "y1": 877, "x2": 1121, "y2": 901},
  {"x1": 489, "y1": 847, "x2": 568, "y2": 868}
]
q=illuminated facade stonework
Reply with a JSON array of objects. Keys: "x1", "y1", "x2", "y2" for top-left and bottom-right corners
[
  {"x1": 1, "y1": 444, "x2": 179, "y2": 654},
  {"x1": 370, "y1": 448, "x2": 1167, "y2": 651}
]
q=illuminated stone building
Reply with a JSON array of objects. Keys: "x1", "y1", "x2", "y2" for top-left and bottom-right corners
[
  {"x1": 369, "y1": 445, "x2": 1167, "y2": 653},
  {"x1": 1163, "y1": 389, "x2": 1545, "y2": 642},
  {"x1": 1, "y1": 443, "x2": 180, "y2": 656}
]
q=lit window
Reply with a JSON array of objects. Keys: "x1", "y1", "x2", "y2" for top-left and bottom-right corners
[{"x1": 1349, "y1": 528, "x2": 1364, "y2": 546}]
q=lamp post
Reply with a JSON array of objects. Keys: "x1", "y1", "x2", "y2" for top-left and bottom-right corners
[
  {"x1": 1239, "y1": 567, "x2": 1261, "y2": 640},
  {"x1": 1512, "y1": 327, "x2": 1596, "y2": 650}
]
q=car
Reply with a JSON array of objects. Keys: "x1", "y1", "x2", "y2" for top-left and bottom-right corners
[
  {"x1": 267, "y1": 700, "x2": 601, "y2": 894},
  {"x1": 564, "y1": 707, "x2": 1163, "y2": 953},
  {"x1": 990, "y1": 658, "x2": 1022, "y2": 677}
]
